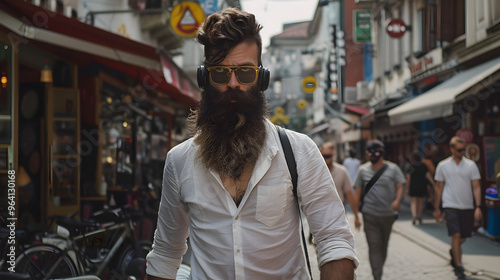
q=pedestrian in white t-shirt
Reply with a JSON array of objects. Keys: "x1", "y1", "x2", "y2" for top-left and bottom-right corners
[
  {"x1": 434, "y1": 136, "x2": 482, "y2": 280},
  {"x1": 343, "y1": 148, "x2": 361, "y2": 183}
]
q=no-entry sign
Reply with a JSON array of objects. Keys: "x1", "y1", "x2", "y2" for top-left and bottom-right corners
[{"x1": 386, "y1": 19, "x2": 406, "y2": 38}]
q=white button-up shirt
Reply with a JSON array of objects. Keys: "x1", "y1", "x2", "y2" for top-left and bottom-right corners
[{"x1": 146, "y1": 120, "x2": 358, "y2": 279}]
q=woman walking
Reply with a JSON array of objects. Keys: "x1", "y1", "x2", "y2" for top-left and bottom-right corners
[{"x1": 406, "y1": 154, "x2": 435, "y2": 225}]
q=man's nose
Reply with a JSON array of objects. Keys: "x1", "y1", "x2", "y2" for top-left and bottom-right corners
[{"x1": 227, "y1": 71, "x2": 239, "y2": 88}]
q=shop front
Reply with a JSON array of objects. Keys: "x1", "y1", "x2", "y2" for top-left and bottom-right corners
[
  {"x1": 0, "y1": 1, "x2": 200, "y2": 226},
  {"x1": 388, "y1": 56, "x2": 500, "y2": 234}
]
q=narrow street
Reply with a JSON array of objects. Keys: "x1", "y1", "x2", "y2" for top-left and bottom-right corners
[{"x1": 306, "y1": 198, "x2": 500, "y2": 280}]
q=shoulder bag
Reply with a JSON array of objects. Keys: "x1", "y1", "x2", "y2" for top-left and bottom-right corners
[{"x1": 359, "y1": 164, "x2": 388, "y2": 212}]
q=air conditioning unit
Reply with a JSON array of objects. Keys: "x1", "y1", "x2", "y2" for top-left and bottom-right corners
[
  {"x1": 356, "y1": 81, "x2": 372, "y2": 101},
  {"x1": 344, "y1": 87, "x2": 357, "y2": 104}
]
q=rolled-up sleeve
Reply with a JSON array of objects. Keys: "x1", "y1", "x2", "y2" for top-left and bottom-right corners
[
  {"x1": 146, "y1": 153, "x2": 190, "y2": 278},
  {"x1": 293, "y1": 135, "x2": 359, "y2": 269}
]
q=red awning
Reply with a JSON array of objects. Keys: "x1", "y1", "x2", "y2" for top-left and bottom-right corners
[
  {"x1": 0, "y1": 0, "x2": 200, "y2": 107},
  {"x1": 345, "y1": 105, "x2": 370, "y2": 116}
]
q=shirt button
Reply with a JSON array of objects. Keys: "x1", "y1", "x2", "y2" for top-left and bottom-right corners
[{"x1": 236, "y1": 249, "x2": 240, "y2": 253}]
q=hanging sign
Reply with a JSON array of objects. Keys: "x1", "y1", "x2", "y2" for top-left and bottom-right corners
[
  {"x1": 386, "y1": 19, "x2": 406, "y2": 38},
  {"x1": 456, "y1": 129, "x2": 474, "y2": 144},
  {"x1": 353, "y1": 10, "x2": 372, "y2": 42},
  {"x1": 198, "y1": 0, "x2": 218, "y2": 15},
  {"x1": 170, "y1": 1, "x2": 206, "y2": 38},
  {"x1": 297, "y1": 99, "x2": 307, "y2": 110},
  {"x1": 302, "y1": 76, "x2": 317, "y2": 94}
]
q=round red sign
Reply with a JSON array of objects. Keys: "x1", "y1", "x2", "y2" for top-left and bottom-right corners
[{"x1": 386, "y1": 19, "x2": 406, "y2": 38}]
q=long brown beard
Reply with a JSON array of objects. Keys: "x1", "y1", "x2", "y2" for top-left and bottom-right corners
[{"x1": 188, "y1": 84, "x2": 269, "y2": 180}]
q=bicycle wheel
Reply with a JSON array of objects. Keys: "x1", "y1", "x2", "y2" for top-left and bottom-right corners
[
  {"x1": 15, "y1": 244, "x2": 78, "y2": 279},
  {"x1": 115, "y1": 240, "x2": 151, "y2": 279}
]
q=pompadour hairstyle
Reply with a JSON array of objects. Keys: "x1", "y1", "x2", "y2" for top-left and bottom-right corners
[{"x1": 196, "y1": 7, "x2": 263, "y2": 66}]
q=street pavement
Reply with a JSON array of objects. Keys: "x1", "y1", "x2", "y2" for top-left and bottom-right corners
[{"x1": 305, "y1": 196, "x2": 500, "y2": 280}]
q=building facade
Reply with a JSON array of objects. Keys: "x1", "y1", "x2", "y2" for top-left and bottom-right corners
[{"x1": 0, "y1": 0, "x2": 237, "y2": 227}]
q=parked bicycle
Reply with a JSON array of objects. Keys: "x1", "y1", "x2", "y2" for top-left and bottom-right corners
[
  {"x1": 0, "y1": 206, "x2": 44, "y2": 272},
  {"x1": 14, "y1": 206, "x2": 151, "y2": 280},
  {"x1": 0, "y1": 271, "x2": 101, "y2": 280}
]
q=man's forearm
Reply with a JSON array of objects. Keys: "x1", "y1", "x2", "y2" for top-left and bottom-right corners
[
  {"x1": 395, "y1": 183, "x2": 403, "y2": 204},
  {"x1": 353, "y1": 188, "x2": 362, "y2": 213},
  {"x1": 320, "y1": 258, "x2": 355, "y2": 279},
  {"x1": 345, "y1": 192, "x2": 359, "y2": 217},
  {"x1": 472, "y1": 180, "x2": 481, "y2": 206},
  {"x1": 434, "y1": 182, "x2": 443, "y2": 210}
]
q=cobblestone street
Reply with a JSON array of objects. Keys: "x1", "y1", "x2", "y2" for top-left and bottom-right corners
[{"x1": 306, "y1": 200, "x2": 500, "y2": 280}]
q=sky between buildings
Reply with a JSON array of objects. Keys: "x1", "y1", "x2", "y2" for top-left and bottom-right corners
[{"x1": 241, "y1": 0, "x2": 319, "y2": 49}]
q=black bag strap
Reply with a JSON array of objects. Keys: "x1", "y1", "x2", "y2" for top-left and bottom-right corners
[
  {"x1": 276, "y1": 126, "x2": 313, "y2": 279},
  {"x1": 361, "y1": 164, "x2": 388, "y2": 197}
]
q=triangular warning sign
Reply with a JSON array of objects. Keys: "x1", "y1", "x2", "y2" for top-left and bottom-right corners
[
  {"x1": 177, "y1": 8, "x2": 198, "y2": 33},
  {"x1": 180, "y1": 9, "x2": 196, "y2": 25}
]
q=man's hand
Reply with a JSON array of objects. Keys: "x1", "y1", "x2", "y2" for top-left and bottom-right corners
[
  {"x1": 320, "y1": 258, "x2": 355, "y2": 279},
  {"x1": 392, "y1": 183, "x2": 404, "y2": 211},
  {"x1": 474, "y1": 207, "x2": 483, "y2": 221},
  {"x1": 433, "y1": 209, "x2": 442, "y2": 222},
  {"x1": 390, "y1": 200, "x2": 401, "y2": 211},
  {"x1": 354, "y1": 215, "x2": 361, "y2": 231}
]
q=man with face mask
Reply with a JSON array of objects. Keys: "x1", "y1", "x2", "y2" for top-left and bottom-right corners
[
  {"x1": 145, "y1": 7, "x2": 358, "y2": 280},
  {"x1": 353, "y1": 140, "x2": 405, "y2": 280}
]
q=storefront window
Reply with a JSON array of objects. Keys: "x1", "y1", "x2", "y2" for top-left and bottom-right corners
[
  {"x1": 0, "y1": 40, "x2": 12, "y2": 210},
  {"x1": 0, "y1": 41, "x2": 12, "y2": 145},
  {"x1": 101, "y1": 82, "x2": 133, "y2": 190},
  {"x1": 99, "y1": 81, "x2": 176, "y2": 211}
]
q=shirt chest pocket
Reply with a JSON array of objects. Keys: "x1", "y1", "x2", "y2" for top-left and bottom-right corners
[{"x1": 255, "y1": 184, "x2": 289, "y2": 227}]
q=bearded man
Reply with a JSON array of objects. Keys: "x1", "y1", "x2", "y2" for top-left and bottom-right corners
[
  {"x1": 145, "y1": 7, "x2": 358, "y2": 280},
  {"x1": 353, "y1": 140, "x2": 405, "y2": 280}
]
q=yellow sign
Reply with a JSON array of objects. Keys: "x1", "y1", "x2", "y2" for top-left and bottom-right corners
[
  {"x1": 170, "y1": 2, "x2": 205, "y2": 38},
  {"x1": 274, "y1": 107, "x2": 284, "y2": 115},
  {"x1": 270, "y1": 107, "x2": 289, "y2": 125},
  {"x1": 302, "y1": 76, "x2": 317, "y2": 93},
  {"x1": 297, "y1": 99, "x2": 307, "y2": 110}
]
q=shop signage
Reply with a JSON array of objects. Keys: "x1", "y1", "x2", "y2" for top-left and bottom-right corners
[
  {"x1": 270, "y1": 106, "x2": 290, "y2": 125},
  {"x1": 302, "y1": 76, "x2": 317, "y2": 94},
  {"x1": 198, "y1": 0, "x2": 218, "y2": 15},
  {"x1": 465, "y1": 143, "x2": 480, "y2": 162},
  {"x1": 386, "y1": 18, "x2": 406, "y2": 38},
  {"x1": 170, "y1": 1, "x2": 205, "y2": 38},
  {"x1": 409, "y1": 48, "x2": 443, "y2": 76},
  {"x1": 297, "y1": 99, "x2": 307, "y2": 110},
  {"x1": 456, "y1": 129, "x2": 474, "y2": 144},
  {"x1": 353, "y1": 10, "x2": 372, "y2": 43}
]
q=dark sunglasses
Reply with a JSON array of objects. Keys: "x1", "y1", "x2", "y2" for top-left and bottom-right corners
[
  {"x1": 455, "y1": 148, "x2": 465, "y2": 153},
  {"x1": 206, "y1": 66, "x2": 260, "y2": 85},
  {"x1": 322, "y1": 154, "x2": 333, "y2": 159},
  {"x1": 367, "y1": 149, "x2": 383, "y2": 155}
]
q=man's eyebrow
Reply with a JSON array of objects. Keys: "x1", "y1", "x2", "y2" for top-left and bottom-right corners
[{"x1": 229, "y1": 62, "x2": 258, "y2": 67}]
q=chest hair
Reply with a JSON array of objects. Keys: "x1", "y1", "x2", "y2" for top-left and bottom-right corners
[{"x1": 220, "y1": 163, "x2": 255, "y2": 207}]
